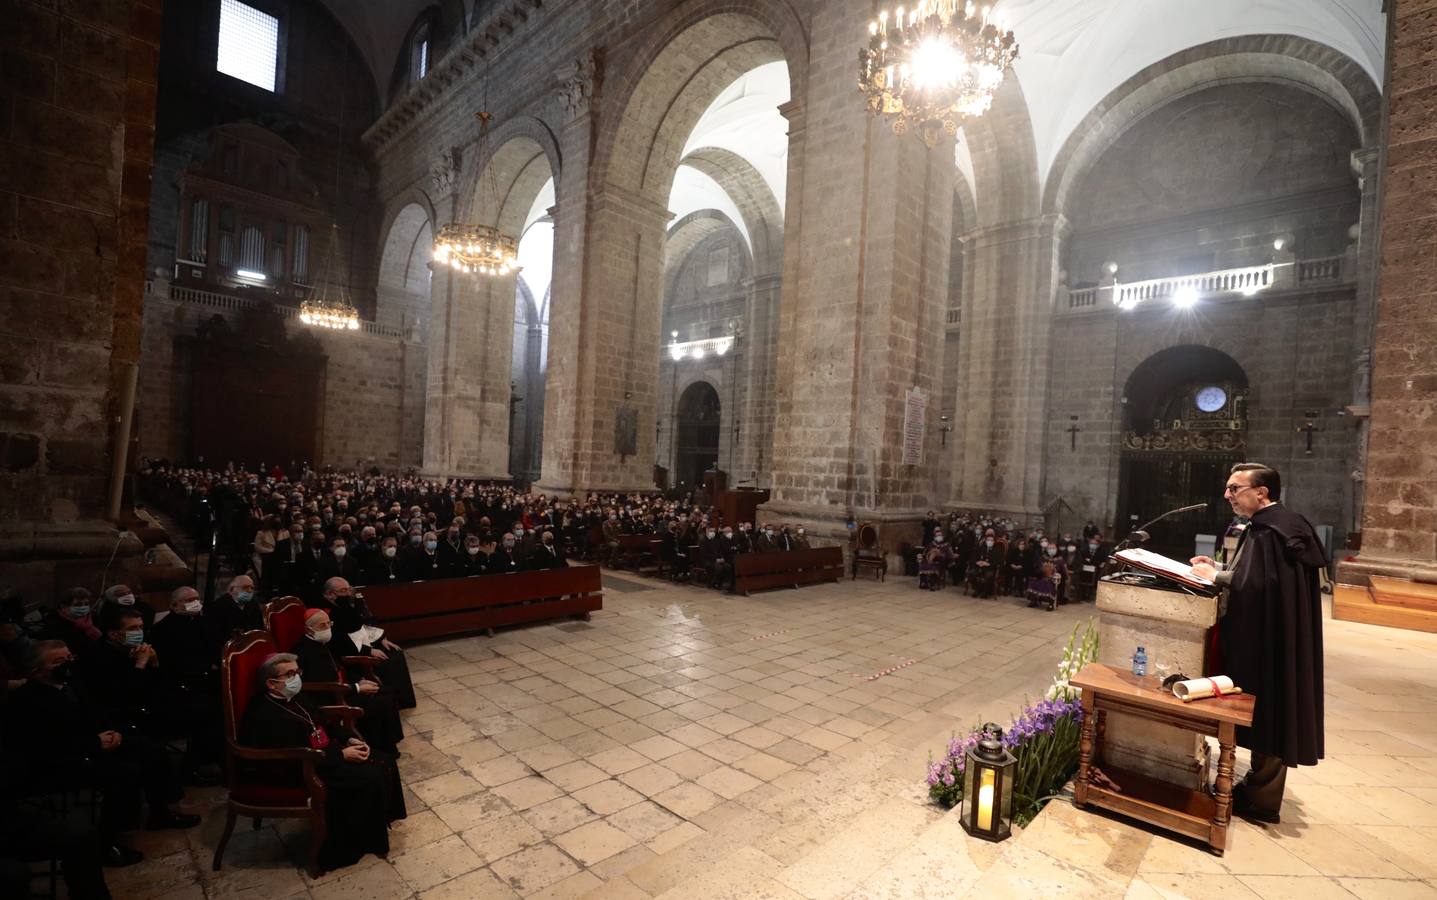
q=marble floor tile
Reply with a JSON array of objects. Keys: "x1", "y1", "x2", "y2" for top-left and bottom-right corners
[{"x1": 553, "y1": 819, "x2": 640, "y2": 866}]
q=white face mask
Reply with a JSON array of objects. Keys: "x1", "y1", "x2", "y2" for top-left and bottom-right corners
[
  {"x1": 309, "y1": 628, "x2": 332, "y2": 644},
  {"x1": 467, "y1": 546, "x2": 480, "y2": 556},
  {"x1": 332, "y1": 546, "x2": 347, "y2": 559},
  {"x1": 383, "y1": 546, "x2": 397, "y2": 558},
  {"x1": 183, "y1": 599, "x2": 203, "y2": 614},
  {"x1": 934, "y1": 536, "x2": 944, "y2": 543},
  {"x1": 985, "y1": 540, "x2": 994, "y2": 548},
  {"x1": 116, "y1": 594, "x2": 136, "y2": 606}
]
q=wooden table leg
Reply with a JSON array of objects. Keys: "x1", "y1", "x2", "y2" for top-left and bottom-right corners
[
  {"x1": 1210, "y1": 722, "x2": 1236, "y2": 855},
  {"x1": 1075, "y1": 692, "x2": 1096, "y2": 807}
]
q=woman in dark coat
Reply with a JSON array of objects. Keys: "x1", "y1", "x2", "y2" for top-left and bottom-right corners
[{"x1": 238, "y1": 652, "x2": 405, "y2": 871}]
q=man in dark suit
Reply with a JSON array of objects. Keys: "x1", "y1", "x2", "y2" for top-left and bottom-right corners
[
  {"x1": 526, "y1": 531, "x2": 567, "y2": 571},
  {"x1": 10, "y1": 641, "x2": 199, "y2": 865},
  {"x1": 205, "y1": 575, "x2": 262, "y2": 639}
]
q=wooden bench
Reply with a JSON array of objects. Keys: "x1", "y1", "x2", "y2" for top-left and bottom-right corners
[
  {"x1": 733, "y1": 546, "x2": 845, "y2": 596},
  {"x1": 354, "y1": 565, "x2": 604, "y2": 642},
  {"x1": 615, "y1": 534, "x2": 662, "y2": 571},
  {"x1": 1071, "y1": 663, "x2": 1255, "y2": 856}
]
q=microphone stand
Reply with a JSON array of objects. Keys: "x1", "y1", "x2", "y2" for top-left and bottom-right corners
[{"x1": 1104, "y1": 502, "x2": 1209, "y2": 579}]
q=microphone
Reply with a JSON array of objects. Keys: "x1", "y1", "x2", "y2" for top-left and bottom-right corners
[{"x1": 1115, "y1": 503, "x2": 1209, "y2": 552}]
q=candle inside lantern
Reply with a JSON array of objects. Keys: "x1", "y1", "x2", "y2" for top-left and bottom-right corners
[{"x1": 976, "y1": 768, "x2": 995, "y2": 831}]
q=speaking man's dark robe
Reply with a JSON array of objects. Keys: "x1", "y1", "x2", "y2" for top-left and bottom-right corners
[
  {"x1": 238, "y1": 692, "x2": 405, "y2": 870},
  {"x1": 290, "y1": 635, "x2": 404, "y2": 755},
  {"x1": 1219, "y1": 502, "x2": 1327, "y2": 766}
]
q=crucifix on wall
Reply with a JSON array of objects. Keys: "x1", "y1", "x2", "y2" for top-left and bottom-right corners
[{"x1": 1067, "y1": 416, "x2": 1081, "y2": 451}]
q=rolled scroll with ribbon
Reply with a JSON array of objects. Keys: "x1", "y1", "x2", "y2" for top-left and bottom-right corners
[{"x1": 1171, "y1": 675, "x2": 1241, "y2": 702}]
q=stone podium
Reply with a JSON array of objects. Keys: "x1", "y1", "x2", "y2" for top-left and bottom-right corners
[{"x1": 1094, "y1": 576, "x2": 1219, "y2": 790}]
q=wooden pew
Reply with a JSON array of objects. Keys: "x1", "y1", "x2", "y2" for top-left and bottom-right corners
[
  {"x1": 355, "y1": 565, "x2": 603, "y2": 642},
  {"x1": 615, "y1": 534, "x2": 662, "y2": 571},
  {"x1": 733, "y1": 546, "x2": 845, "y2": 596}
]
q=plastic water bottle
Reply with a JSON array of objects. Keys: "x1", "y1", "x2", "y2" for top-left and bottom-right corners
[{"x1": 1132, "y1": 646, "x2": 1148, "y2": 677}]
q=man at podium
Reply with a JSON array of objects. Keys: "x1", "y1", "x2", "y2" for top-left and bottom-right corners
[{"x1": 1190, "y1": 463, "x2": 1327, "y2": 824}]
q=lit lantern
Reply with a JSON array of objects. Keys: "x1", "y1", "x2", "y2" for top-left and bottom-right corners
[{"x1": 960, "y1": 723, "x2": 1015, "y2": 842}]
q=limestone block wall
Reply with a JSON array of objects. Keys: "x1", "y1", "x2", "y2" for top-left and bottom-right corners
[
  {"x1": 1042, "y1": 287, "x2": 1360, "y2": 543},
  {"x1": 138, "y1": 286, "x2": 425, "y2": 470}
]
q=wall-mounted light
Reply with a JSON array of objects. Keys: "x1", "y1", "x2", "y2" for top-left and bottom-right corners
[
  {"x1": 235, "y1": 269, "x2": 268, "y2": 281},
  {"x1": 1173, "y1": 286, "x2": 1199, "y2": 308}
]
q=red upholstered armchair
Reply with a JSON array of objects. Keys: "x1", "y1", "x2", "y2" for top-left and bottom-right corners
[
  {"x1": 263, "y1": 596, "x2": 380, "y2": 694},
  {"x1": 213, "y1": 630, "x2": 361, "y2": 878}
]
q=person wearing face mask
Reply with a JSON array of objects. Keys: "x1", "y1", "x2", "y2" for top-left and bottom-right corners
[
  {"x1": 919, "y1": 530, "x2": 953, "y2": 590},
  {"x1": 364, "y1": 536, "x2": 406, "y2": 584},
  {"x1": 319, "y1": 578, "x2": 415, "y2": 709},
  {"x1": 754, "y1": 523, "x2": 780, "y2": 554},
  {"x1": 489, "y1": 532, "x2": 522, "y2": 574},
  {"x1": 40, "y1": 587, "x2": 103, "y2": 653},
  {"x1": 526, "y1": 530, "x2": 567, "y2": 571},
  {"x1": 268, "y1": 525, "x2": 307, "y2": 595},
  {"x1": 1074, "y1": 531, "x2": 1110, "y2": 603},
  {"x1": 149, "y1": 587, "x2": 222, "y2": 698},
  {"x1": 318, "y1": 536, "x2": 362, "y2": 587},
  {"x1": 601, "y1": 512, "x2": 623, "y2": 568},
  {"x1": 1025, "y1": 558, "x2": 1063, "y2": 611},
  {"x1": 237, "y1": 652, "x2": 406, "y2": 871},
  {"x1": 207, "y1": 574, "x2": 263, "y2": 639},
  {"x1": 731, "y1": 521, "x2": 754, "y2": 554},
  {"x1": 288, "y1": 609, "x2": 403, "y2": 756},
  {"x1": 705, "y1": 527, "x2": 738, "y2": 590},
  {"x1": 461, "y1": 535, "x2": 489, "y2": 575},
  {"x1": 966, "y1": 530, "x2": 1002, "y2": 598},
  {"x1": 72, "y1": 606, "x2": 160, "y2": 737},
  {"x1": 436, "y1": 522, "x2": 467, "y2": 578},
  {"x1": 99, "y1": 584, "x2": 154, "y2": 629},
  {"x1": 401, "y1": 530, "x2": 442, "y2": 580},
  {"x1": 791, "y1": 526, "x2": 811, "y2": 551},
  {"x1": 10, "y1": 640, "x2": 201, "y2": 868}
]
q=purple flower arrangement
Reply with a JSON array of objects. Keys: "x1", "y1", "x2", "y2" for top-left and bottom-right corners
[{"x1": 926, "y1": 621, "x2": 1096, "y2": 825}]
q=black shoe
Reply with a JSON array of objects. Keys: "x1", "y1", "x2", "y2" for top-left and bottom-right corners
[
  {"x1": 146, "y1": 811, "x2": 202, "y2": 830},
  {"x1": 103, "y1": 845, "x2": 144, "y2": 867},
  {"x1": 1231, "y1": 790, "x2": 1280, "y2": 824}
]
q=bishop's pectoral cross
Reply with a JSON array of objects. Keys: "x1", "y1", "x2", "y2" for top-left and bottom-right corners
[{"x1": 1067, "y1": 418, "x2": 1081, "y2": 451}]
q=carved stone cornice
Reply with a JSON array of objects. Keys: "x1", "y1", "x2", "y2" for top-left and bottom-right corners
[{"x1": 429, "y1": 147, "x2": 463, "y2": 201}]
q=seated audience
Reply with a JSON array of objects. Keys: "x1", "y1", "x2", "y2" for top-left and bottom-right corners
[
  {"x1": 967, "y1": 530, "x2": 1001, "y2": 598},
  {"x1": 1026, "y1": 559, "x2": 1062, "y2": 611},
  {"x1": 363, "y1": 536, "x2": 406, "y2": 585},
  {"x1": 288, "y1": 608, "x2": 404, "y2": 756},
  {"x1": 39, "y1": 588, "x2": 103, "y2": 654},
  {"x1": 98, "y1": 584, "x2": 154, "y2": 629},
  {"x1": 918, "y1": 530, "x2": 953, "y2": 591},
  {"x1": 9, "y1": 640, "x2": 199, "y2": 867},
  {"x1": 402, "y1": 530, "x2": 443, "y2": 581},
  {"x1": 238, "y1": 652, "x2": 405, "y2": 870},
  {"x1": 488, "y1": 532, "x2": 522, "y2": 575},
  {"x1": 207, "y1": 574, "x2": 262, "y2": 638},
  {"x1": 319, "y1": 578, "x2": 416, "y2": 709},
  {"x1": 527, "y1": 531, "x2": 567, "y2": 571}
]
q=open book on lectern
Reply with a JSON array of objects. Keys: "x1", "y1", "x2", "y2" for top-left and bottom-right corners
[{"x1": 1112, "y1": 547, "x2": 1217, "y2": 593}]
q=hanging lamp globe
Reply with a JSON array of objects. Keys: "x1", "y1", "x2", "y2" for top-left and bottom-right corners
[{"x1": 858, "y1": 0, "x2": 1019, "y2": 146}]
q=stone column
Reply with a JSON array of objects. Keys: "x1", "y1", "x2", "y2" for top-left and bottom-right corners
[
  {"x1": 419, "y1": 150, "x2": 517, "y2": 480},
  {"x1": 737, "y1": 272, "x2": 781, "y2": 485},
  {"x1": 763, "y1": 80, "x2": 955, "y2": 551},
  {"x1": 537, "y1": 52, "x2": 670, "y2": 494},
  {"x1": 1335, "y1": 1, "x2": 1437, "y2": 630},
  {"x1": 948, "y1": 214, "x2": 1067, "y2": 520}
]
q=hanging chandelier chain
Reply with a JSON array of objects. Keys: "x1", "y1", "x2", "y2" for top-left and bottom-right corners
[{"x1": 433, "y1": 66, "x2": 520, "y2": 278}]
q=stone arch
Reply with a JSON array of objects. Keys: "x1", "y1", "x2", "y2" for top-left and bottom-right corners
[
  {"x1": 467, "y1": 118, "x2": 561, "y2": 238},
  {"x1": 963, "y1": 74, "x2": 1042, "y2": 228},
  {"x1": 674, "y1": 379, "x2": 723, "y2": 487},
  {"x1": 678, "y1": 147, "x2": 783, "y2": 277},
  {"x1": 663, "y1": 209, "x2": 752, "y2": 304},
  {"x1": 952, "y1": 174, "x2": 978, "y2": 237},
  {"x1": 376, "y1": 202, "x2": 434, "y2": 334},
  {"x1": 594, "y1": 4, "x2": 807, "y2": 204},
  {"x1": 1043, "y1": 36, "x2": 1382, "y2": 217}
]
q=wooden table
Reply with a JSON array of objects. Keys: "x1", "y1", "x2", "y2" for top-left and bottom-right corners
[{"x1": 1070, "y1": 663, "x2": 1255, "y2": 855}]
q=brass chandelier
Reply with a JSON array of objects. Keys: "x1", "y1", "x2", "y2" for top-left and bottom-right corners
[
  {"x1": 858, "y1": 1, "x2": 1019, "y2": 146},
  {"x1": 433, "y1": 106, "x2": 520, "y2": 277},
  {"x1": 300, "y1": 223, "x2": 360, "y2": 331}
]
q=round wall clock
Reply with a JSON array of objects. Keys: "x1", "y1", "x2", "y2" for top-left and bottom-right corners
[{"x1": 1195, "y1": 385, "x2": 1228, "y2": 413}]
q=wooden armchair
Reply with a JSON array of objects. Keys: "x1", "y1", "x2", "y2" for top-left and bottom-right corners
[
  {"x1": 263, "y1": 596, "x2": 379, "y2": 693},
  {"x1": 851, "y1": 523, "x2": 887, "y2": 582},
  {"x1": 213, "y1": 630, "x2": 363, "y2": 878}
]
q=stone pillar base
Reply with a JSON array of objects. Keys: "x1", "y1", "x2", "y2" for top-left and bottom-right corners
[
  {"x1": 1334, "y1": 557, "x2": 1437, "y2": 634},
  {"x1": 0, "y1": 521, "x2": 148, "y2": 600},
  {"x1": 1095, "y1": 577, "x2": 1219, "y2": 791}
]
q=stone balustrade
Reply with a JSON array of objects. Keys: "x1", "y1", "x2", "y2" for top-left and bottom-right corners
[{"x1": 1063, "y1": 254, "x2": 1348, "y2": 311}]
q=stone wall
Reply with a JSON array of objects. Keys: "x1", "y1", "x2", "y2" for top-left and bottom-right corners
[
  {"x1": 1043, "y1": 286, "x2": 1360, "y2": 545},
  {"x1": 138, "y1": 283, "x2": 425, "y2": 471}
]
